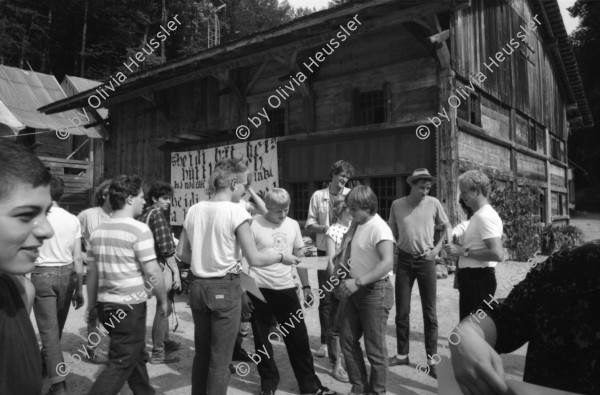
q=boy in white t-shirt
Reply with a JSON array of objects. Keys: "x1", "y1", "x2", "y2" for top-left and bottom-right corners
[
  {"x1": 338, "y1": 186, "x2": 395, "y2": 395},
  {"x1": 249, "y1": 188, "x2": 336, "y2": 395}
]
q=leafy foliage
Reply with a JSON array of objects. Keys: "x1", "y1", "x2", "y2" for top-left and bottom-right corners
[
  {"x1": 539, "y1": 224, "x2": 584, "y2": 255},
  {"x1": 568, "y1": 1, "x2": 600, "y2": 211},
  {"x1": 488, "y1": 181, "x2": 540, "y2": 261},
  {"x1": 0, "y1": 0, "x2": 303, "y2": 80}
]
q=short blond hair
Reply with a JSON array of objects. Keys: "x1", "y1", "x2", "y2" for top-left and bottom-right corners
[
  {"x1": 265, "y1": 188, "x2": 290, "y2": 208},
  {"x1": 206, "y1": 157, "x2": 248, "y2": 195},
  {"x1": 459, "y1": 170, "x2": 490, "y2": 197}
]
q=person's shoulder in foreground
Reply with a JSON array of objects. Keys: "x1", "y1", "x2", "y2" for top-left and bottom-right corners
[
  {"x1": 451, "y1": 240, "x2": 600, "y2": 395},
  {"x1": 0, "y1": 139, "x2": 54, "y2": 395}
]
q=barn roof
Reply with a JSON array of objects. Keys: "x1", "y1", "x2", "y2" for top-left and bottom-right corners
[
  {"x1": 0, "y1": 65, "x2": 101, "y2": 137},
  {"x1": 38, "y1": 0, "x2": 592, "y2": 130}
]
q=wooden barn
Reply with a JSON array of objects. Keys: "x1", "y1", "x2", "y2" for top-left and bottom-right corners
[
  {"x1": 0, "y1": 65, "x2": 105, "y2": 213},
  {"x1": 40, "y1": 0, "x2": 592, "y2": 226}
]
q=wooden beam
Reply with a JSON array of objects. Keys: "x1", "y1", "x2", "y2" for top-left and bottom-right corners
[
  {"x1": 245, "y1": 57, "x2": 271, "y2": 94},
  {"x1": 175, "y1": 133, "x2": 207, "y2": 141},
  {"x1": 42, "y1": 0, "x2": 457, "y2": 114}
]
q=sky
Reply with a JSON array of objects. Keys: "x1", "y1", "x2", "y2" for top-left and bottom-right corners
[{"x1": 285, "y1": 0, "x2": 581, "y2": 34}]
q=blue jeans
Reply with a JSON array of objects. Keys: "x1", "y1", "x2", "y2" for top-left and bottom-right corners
[
  {"x1": 189, "y1": 273, "x2": 242, "y2": 395},
  {"x1": 395, "y1": 250, "x2": 438, "y2": 357},
  {"x1": 31, "y1": 264, "x2": 77, "y2": 384},
  {"x1": 152, "y1": 290, "x2": 174, "y2": 356},
  {"x1": 89, "y1": 302, "x2": 154, "y2": 395},
  {"x1": 340, "y1": 278, "x2": 394, "y2": 395}
]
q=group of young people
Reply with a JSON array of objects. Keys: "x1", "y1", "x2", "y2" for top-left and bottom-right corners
[{"x1": 1, "y1": 138, "x2": 598, "y2": 395}]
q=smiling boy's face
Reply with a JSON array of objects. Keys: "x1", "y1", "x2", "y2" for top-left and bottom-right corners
[{"x1": 0, "y1": 183, "x2": 54, "y2": 275}]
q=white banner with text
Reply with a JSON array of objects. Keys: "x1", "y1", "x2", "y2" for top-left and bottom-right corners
[{"x1": 170, "y1": 138, "x2": 278, "y2": 225}]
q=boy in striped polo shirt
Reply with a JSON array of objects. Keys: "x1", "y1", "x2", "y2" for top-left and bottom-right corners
[{"x1": 87, "y1": 175, "x2": 168, "y2": 395}]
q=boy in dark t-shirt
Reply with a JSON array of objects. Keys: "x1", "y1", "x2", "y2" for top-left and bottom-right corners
[{"x1": 0, "y1": 140, "x2": 54, "y2": 395}]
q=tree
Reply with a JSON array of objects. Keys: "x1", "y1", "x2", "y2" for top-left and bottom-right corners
[{"x1": 568, "y1": 1, "x2": 600, "y2": 212}]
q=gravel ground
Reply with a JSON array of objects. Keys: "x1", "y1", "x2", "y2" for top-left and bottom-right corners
[{"x1": 35, "y1": 259, "x2": 542, "y2": 395}]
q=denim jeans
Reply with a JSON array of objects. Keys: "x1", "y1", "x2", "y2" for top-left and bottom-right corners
[
  {"x1": 457, "y1": 267, "x2": 497, "y2": 320},
  {"x1": 189, "y1": 273, "x2": 241, "y2": 395},
  {"x1": 328, "y1": 292, "x2": 344, "y2": 365},
  {"x1": 340, "y1": 277, "x2": 394, "y2": 395},
  {"x1": 395, "y1": 251, "x2": 438, "y2": 357},
  {"x1": 89, "y1": 302, "x2": 154, "y2": 395},
  {"x1": 31, "y1": 264, "x2": 77, "y2": 384},
  {"x1": 152, "y1": 290, "x2": 174, "y2": 356},
  {"x1": 248, "y1": 287, "x2": 322, "y2": 393},
  {"x1": 317, "y1": 249, "x2": 332, "y2": 349}
]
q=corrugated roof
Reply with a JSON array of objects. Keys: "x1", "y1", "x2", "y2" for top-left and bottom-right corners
[
  {"x1": 0, "y1": 65, "x2": 100, "y2": 138},
  {"x1": 63, "y1": 75, "x2": 109, "y2": 120}
]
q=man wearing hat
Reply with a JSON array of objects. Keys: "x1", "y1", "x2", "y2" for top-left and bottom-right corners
[{"x1": 388, "y1": 168, "x2": 452, "y2": 378}]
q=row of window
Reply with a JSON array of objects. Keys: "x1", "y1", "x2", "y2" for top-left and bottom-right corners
[
  {"x1": 264, "y1": 90, "x2": 386, "y2": 138},
  {"x1": 288, "y1": 176, "x2": 405, "y2": 222},
  {"x1": 288, "y1": 179, "x2": 567, "y2": 225}
]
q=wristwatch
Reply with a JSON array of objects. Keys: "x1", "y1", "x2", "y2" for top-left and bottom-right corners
[
  {"x1": 463, "y1": 248, "x2": 470, "y2": 257},
  {"x1": 355, "y1": 277, "x2": 363, "y2": 288}
]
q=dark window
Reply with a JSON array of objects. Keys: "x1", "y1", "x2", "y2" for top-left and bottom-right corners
[
  {"x1": 550, "y1": 135, "x2": 562, "y2": 161},
  {"x1": 469, "y1": 93, "x2": 481, "y2": 126},
  {"x1": 290, "y1": 182, "x2": 311, "y2": 221},
  {"x1": 357, "y1": 90, "x2": 385, "y2": 125},
  {"x1": 370, "y1": 176, "x2": 396, "y2": 220},
  {"x1": 528, "y1": 122, "x2": 536, "y2": 150},
  {"x1": 266, "y1": 108, "x2": 286, "y2": 138}
]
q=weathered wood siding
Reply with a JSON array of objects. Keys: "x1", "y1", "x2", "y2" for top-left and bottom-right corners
[
  {"x1": 106, "y1": 20, "x2": 438, "y2": 186},
  {"x1": 452, "y1": 0, "x2": 570, "y2": 222}
]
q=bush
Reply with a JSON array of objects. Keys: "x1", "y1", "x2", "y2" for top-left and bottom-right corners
[
  {"x1": 488, "y1": 181, "x2": 540, "y2": 261},
  {"x1": 539, "y1": 224, "x2": 584, "y2": 254}
]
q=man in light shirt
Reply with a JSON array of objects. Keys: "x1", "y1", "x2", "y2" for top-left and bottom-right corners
[
  {"x1": 445, "y1": 170, "x2": 504, "y2": 320},
  {"x1": 31, "y1": 176, "x2": 84, "y2": 395},
  {"x1": 87, "y1": 175, "x2": 168, "y2": 395}
]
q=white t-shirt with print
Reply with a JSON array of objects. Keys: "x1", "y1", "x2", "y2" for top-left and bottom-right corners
[
  {"x1": 249, "y1": 215, "x2": 304, "y2": 290},
  {"x1": 459, "y1": 204, "x2": 503, "y2": 269},
  {"x1": 349, "y1": 214, "x2": 395, "y2": 279}
]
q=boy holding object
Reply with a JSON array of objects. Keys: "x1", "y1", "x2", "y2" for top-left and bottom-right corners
[
  {"x1": 248, "y1": 188, "x2": 336, "y2": 395},
  {"x1": 338, "y1": 186, "x2": 395, "y2": 395},
  {"x1": 176, "y1": 158, "x2": 300, "y2": 395}
]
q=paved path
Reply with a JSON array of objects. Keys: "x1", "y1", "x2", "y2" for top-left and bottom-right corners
[{"x1": 570, "y1": 212, "x2": 600, "y2": 242}]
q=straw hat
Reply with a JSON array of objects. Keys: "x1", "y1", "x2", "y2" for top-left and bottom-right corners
[{"x1": 406, "y1": 168, "x2": 437, "y2": 184}]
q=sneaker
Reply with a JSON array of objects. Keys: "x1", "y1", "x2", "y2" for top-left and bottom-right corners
[
  {"x1": 240, "y1": 322, "x2": 251, "y2": 337},
  {"x1": 388, "y1": 355, "x2": 410, "y2": 366},
  {"x1": 149, "y1": 353, "x2": 181, "y2": 364},
  {"x1": 45, "y1": 382, "x2": 67, "y2": 395},
  {"x1": 331, "y1": 364, "x2": 349, "y2": 383},
  {"x1": 164, "y1": 340, "x2": 182, "y2": 353},
  {"x1": 313, "y1": 387, "x2": 337, "y2": 395},
  {"x1": 233, "y1": 347, "x2": 253, "y2": 362},
  {"x1": 315, "y1": 344, "x2": 328, "y2": 358},
  {"x1": 85, "y1": 346, "x2": 108, "y2": 365},
  {"x1": 427, "y1": 362, "x2": 438, "y2": 379}
]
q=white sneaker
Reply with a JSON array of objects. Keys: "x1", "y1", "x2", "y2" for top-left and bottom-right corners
[{"x1": 315, "y1": 344, "x2": 328, "y2": 358}]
